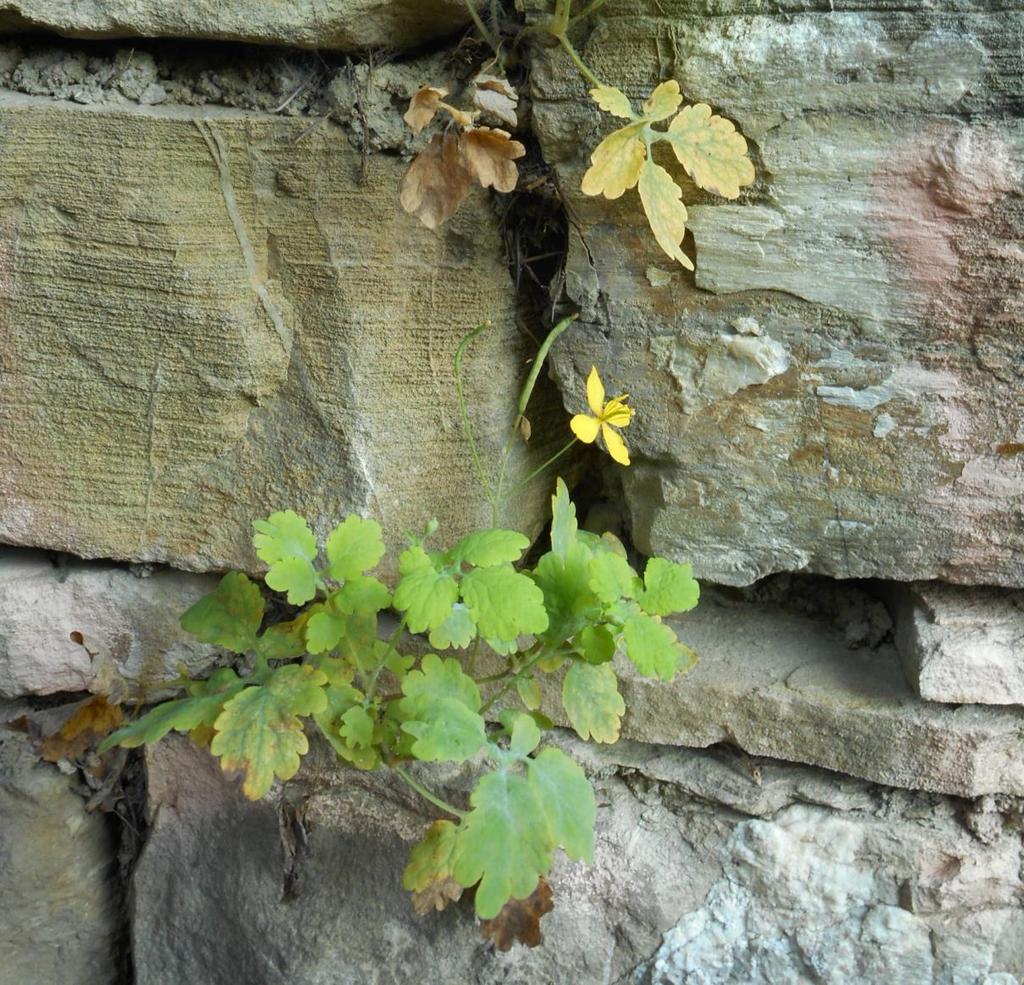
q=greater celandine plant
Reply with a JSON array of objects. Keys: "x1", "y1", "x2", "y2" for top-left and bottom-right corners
[{"x1": 101, "y1": 315, "x2": 700, "y2": 939}]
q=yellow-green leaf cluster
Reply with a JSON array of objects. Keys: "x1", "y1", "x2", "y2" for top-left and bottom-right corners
[{"x1": 581, "y1": 80, "x2": 755, "y2": 270}]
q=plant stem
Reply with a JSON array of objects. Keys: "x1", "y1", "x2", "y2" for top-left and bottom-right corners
[
  {"x1": 454, "y1": 321, "x2": 494, "y2": 507},
  {"x1": 480, "y1": 648, "x2": 554, "y2": 714},
  {"x1": 394, "y1": 766, "x2": 467, "y2": 819},
  {"x1": 571, "y1": 0, "x2": 609, "y2": 23},
  {"x1": 503, "y1": 437, "x2": 578, "y2": 499},
  {"x1": 491, "y1": 315, "x2": 577, "y2": 524},
  {"x1": 557, "y1": 33, "x2": 603, "y2": 87},
  {"x1": 463, "y1": 0, "x2": 498, "y2": 50}
]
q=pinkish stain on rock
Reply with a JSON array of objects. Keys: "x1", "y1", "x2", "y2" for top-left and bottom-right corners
[{"x1": 874, "y1": 124, "x2": 1020, "y2": 330}]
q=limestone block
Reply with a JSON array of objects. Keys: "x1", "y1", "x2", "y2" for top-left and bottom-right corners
[
  {"x1": 527, "y1": 0, "x2": 1024, "y2": 586},
  {"x1": 0, "y1": 723, "x2": 120, "y2": 985},
  {"x1": 0, "y1": 548, "x2": 220, "y2": 699},
  {"x1": 896, "y1": 582, "x2": 1024, "y2": 706},
  {"x1": 483, "y1": 585, "x2": 1024, "y2": 798},
  {"x1": 130, "y1": 735, "x2": 1024, "y2": 985},
  {"x1": 0, "y1": 94, "x2": 559, "y2": 573},
  {"x1": 0, "y1": 1, "x2": 478, "y2": 52}
]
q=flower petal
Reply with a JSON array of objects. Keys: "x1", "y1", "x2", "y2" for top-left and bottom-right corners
[
  {"x1": 601, "y1": 424, "x2": 631, "y2": 466},
  {"x1": 586, "y1": 367, "x2": 605, "y2": 416},
  {"x1": 602, "y1": 397, "x2": 634, "y2": 428},
  {"x1": 571, "y1": 414, "x2": 601, "y2": 444}
]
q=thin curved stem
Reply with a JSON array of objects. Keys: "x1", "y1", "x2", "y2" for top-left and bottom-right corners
[
  {"x1": 557, "y1": 33, "x2": 603, "y2": 88},
  {"x1": 463, "y1": 0, "x2": 498, "y2": 50},
  {"x1": 394, "y1": 766, "x2": 467, "y2": 819},
  {"x1": 503, "y1": 437, "x2": 578, "y2": 500},
  {"x1": 571, "y1": 0, "x2": 609, "y2": 23}
]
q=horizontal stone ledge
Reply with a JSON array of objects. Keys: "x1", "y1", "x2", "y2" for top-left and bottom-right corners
[
  {"x1": 488, "y1": 584, "x2": 1024, "y2": 801},
  {"x1": 0, "y1": 0, "x2": 478, "y2": 52}
]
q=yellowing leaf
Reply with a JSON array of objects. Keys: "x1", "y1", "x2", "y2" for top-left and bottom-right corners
[
  {"x1": 561, "y1": 661, "x2": 624, "y2": 743},
  {"x1": 664, "y1": 103, "x2": 755, "y2": 199},
  {"x1": 460, "y1": 127, "x2": 526, "y2": 194},
  {"x1": 581, "y1": 124, "x2": 646, "y2": 199},
  {"x1": 403, "y1": 820, "x2": 464, "y2": 915},
  {"x1": 400, "y1": 132, "x2": 472, "y2": 230},
  {"x1": 404, "y1": 85, "x2": 448, "y2": 135},
  {"x1": 589, "y1": 85, "x2": 635, "y2": 120},
  {"x1": 642, "y1": 79, "x2": 683, "y2": 121},
  {"x1": 211, "y1": 664, "x2": 328, "y2": 800},
  {"x1": 637, "y1": 157, "x2": 693, "y2": 270}
]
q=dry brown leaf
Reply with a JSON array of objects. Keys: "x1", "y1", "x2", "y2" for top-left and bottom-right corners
[
  {"x1": 404, "y1": 86, "x2": 448, "y2": 135},
  {"x1": 40, "y1": 695, "x2": 123, "y2": 763},
  {"x1": 472, "y1": 73, "x2": 519, "y2": 128},
  {"x1": 412, "y1": 876, "x2": 464, "y2": 916},
  {"x1": 459, "y1": 127, "x2": 526, "y2": 194},
  {"x1": 400, "y1": 132, "x2": 473, "y2": 230},
  {"x1": 480, "y1": 877, "x2": 554, "y2": 951}
]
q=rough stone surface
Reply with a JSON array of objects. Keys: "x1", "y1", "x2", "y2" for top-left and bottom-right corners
[
  {"x1": 483, "y1": 583, "x2": 1024, "y2": 798},
  {"x1": 0, "y1": 720, "x2": 120, "y2": 985},
  {"x1": 132, "y1": 735, "x2": 1024, "y2": 985},
  {"x1": 0, "y1": 1, "x2": 477, "y2": 52},
  {"x1": 896, "y1": 582, "x2": 1024, "y2": 707},
  {"x1": 529, "y1": 0, "x2": 1024, "y2": 587},
  {"x1": 0, "y1": 548, "x2": 220, "y2": 699},
  {"x1": 0, "y1": 93, "x2": 561, "y2": 574}
]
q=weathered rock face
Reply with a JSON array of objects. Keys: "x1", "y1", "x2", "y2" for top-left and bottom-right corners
[
  {"x1": 0, "y1": 722, "x2": 120, "y2": 985},
  {"x1": 133, "y1": 735, "x2": 1024, "y2": 985},
  {"x1": 0, "y1": 548, "x2": 220, "y2": 698},
  {"x1": 0, "y1": 1, "x2": 476, "y2": 52},
  {"x1": 0, "y1": 93, "x2": 560, "y2": 574},
  {"x1": 529, "y1": 0, "x2": 1024, "y2": 586},
  {"x1": 477, "y1": 581, "x2": 1024, "y2": 799},
  {"x1": 896, "y1": 582, "x2": 1024, "y2": 706}
]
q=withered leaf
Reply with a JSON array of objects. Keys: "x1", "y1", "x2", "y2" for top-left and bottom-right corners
[
  {"x1": 403, "y1": 819, "x2": 465, "y2": 915},
  {"x1": 400, "y1": 132, "x2": 473, "y2": 230},
  {"x1": 412, "y1": 876, "x2": 464, "y2": 916},
  {"x1": 472, "y1": 73, "x2": 519, "y2": 128},
  {"x1": 459, "y1": 127, "x2": 526, "y2": 195},
  {"x1": 41, "y1": 696, "x2": 123, "y2": 763},
  {"x1": 479, "y1": 877, "x2": 554, "y2": 951},
  {"x1": 404, "y1": 86, "x2": 448, "y2": 135}
]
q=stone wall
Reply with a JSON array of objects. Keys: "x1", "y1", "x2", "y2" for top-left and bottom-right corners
[{"x1": 0, "y1": 3, "x2": 1021, "y2": 984}]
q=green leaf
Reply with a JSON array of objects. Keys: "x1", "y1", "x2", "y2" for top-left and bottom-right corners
[
  {"x1": 453, "y1": 769, "x2": 554, "y2": 918},
  {"x1": 576, "y1": 624, "x2": 616, "y2": 665},
  {"x1": 550, "y1": 478, "x2": 578, "y2": 560},
  {"x1": 637, "y1": 557, "x2": 700, "y2": 616},
  {"x1": 210, "y1": 664, "x2": 328, "y2": 799},
  {"x1": 332, "y1": 575, "x2": 392, "y2": 615},
  {"x1": 98, "y1": 669, "x2": 244, "y2": 752},
  {"x1": 394, "y1": 548, "x2": 460, "y2": 634},
  {"x1": 562, "y1": 661, "x2": 624, "y2": 743},
  {"x1": 589, "y1": 551, "x2": 640, "y2": 604},
  {"x1": 255, "y1": 614, "x2": 310, "y2": 661},
  {"x1": 264, "y1": 555, "x2": 318, "y2": 606},
  {"x1": 623, "y1": 613, "x2": 684, "y2": 681},
  {"x1": 252, "y1": 510, "x2": 317, "y2": 564},
  {"x1": 527, "y1": 747, "x2": 596, "y2": 863},
  {"x1": 461, "y1": 566, "x2": 549, "y2": 640},
  {"x1": 339, "y1": 706, "x2": 374, "y2": 749},
  {"x1": 516, "y1": 677, "x2": 542, "y2": 711},
  {"x1": 403, "y1": 819, "x2": 460, "y2": 892},
  {"x1": 180, "y1": 572, "x2": 264, "y2": 653},
  {"x1": 429, "y1": 603, "x2": 477, "y2": 650},
  {"x1": 313, "y1": 680, "x2": 363, "y2": 756},
  {"x1": 532, "y1": 542, "x2": 598, "y2": 642},
  {"x1": 305, "y1": 606, "x2": 346, "y2": 655},
  {"x1": 326, "y1": 516, "x2": 386, "y2": 580},
  {"x1": 450, "y1": 529, "x2": 530, "y2": 567},
  {"x1": 509, "y1": 714, "x2": 541, "y2": 757},
  {"x1": 399, "y1": 654, "x2": 486, "y2": 763}
]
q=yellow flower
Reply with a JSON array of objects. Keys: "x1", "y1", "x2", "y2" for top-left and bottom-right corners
[{"x1": 570, "y1": 367, "x2": 634, "y2": 466}]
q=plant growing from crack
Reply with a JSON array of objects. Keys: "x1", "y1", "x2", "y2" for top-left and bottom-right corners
[
  {"x1": 404, "y1": 0, "x2": 756, "y2": 270},
  {"x1": 101, "y1": 315, "x2": 701, "y2": 947}
]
